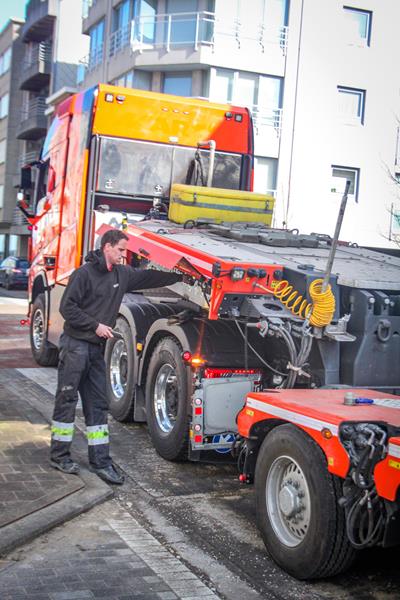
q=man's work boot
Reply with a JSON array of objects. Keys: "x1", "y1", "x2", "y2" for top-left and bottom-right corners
[
  {"x1": 90, "y1": 463, "x2": 124, "y2": 485},
  {"x1": 50, "y1": 459, "x2": 80, "y2": 475}
]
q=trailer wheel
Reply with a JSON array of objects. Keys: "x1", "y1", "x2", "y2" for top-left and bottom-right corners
[
  {"x1": 145, "y1": 337, "x2": 190, "y2": 461},
  {"x1": 30, "y1": 293, "x2": 58, "y2": 366},
  {"x1": 105, "y1": 317, "x2": 135, "y2": 422},
  {"x1": 255, "y1": 424, "x2": 355, "y2": 580}
]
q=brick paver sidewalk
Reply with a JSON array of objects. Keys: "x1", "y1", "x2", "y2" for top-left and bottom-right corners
[{"x1": 0, "y1": 369, "x2": 84, "y2": 529}]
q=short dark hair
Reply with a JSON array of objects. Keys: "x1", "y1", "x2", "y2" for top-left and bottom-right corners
[{"x1": 100, "y1": 229, "x2": 129, "y2": 250}]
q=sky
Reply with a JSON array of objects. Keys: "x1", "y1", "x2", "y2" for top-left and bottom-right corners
[{"x1": 0, "y1": 0, "x2": 26, "y2": 32}]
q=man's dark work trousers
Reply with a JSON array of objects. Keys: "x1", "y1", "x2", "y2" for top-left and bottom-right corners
[{"x1": 50, "y1": 333, "x2": 111, "y2": 469}]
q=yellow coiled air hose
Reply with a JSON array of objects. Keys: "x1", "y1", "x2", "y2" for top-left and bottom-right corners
[{"x1": 272, "y1": 278, "x2": 335, "y2": 327}]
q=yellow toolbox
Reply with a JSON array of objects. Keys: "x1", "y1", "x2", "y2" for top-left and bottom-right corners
[{"x1": 168, "y1": 183, "x2": 274, "y2": 225}]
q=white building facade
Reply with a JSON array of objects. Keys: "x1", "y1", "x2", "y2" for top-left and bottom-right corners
[{"x1": 79, "y1": 0, "x2": 400, "y2": 250}]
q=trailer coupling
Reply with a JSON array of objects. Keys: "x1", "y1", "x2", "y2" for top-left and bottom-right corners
[{"x1": 339, "y1": 422, "x2": 400, "y2": 549}]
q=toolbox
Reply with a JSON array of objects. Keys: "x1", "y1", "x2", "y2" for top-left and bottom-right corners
[{"x1": 168, "y1": 183, "x2": 275, "y2": 226}]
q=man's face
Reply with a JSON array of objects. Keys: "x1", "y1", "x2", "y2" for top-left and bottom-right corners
[{"x1": 103, "y1": 239, "x2": 128, "y2": 266}]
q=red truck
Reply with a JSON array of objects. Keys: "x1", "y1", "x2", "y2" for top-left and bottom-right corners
[{"x1": 19, "y1": 84, "x2": 400, "y2": 580}]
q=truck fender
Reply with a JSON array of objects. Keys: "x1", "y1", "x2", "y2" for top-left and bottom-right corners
[{"x1": 31, "y1": 271, "x2": 50, "y2": 314}]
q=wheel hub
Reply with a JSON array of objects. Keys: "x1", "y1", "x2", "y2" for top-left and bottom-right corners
[
  {"x1": 266, "y1": 456, "x2": 311, "y2": 547},
  {"x1": 32, "y1": 309, "x2": 44, "y2": 351},
  {"x1": 279, "y1": 483, "x2": 301, "y2": 518},
  {"x1": 154, "y1": 363, "x2": 178, "y2": 434},
  {"x1": 109, "y1": 339, "x2": 128, "y2": 400}
]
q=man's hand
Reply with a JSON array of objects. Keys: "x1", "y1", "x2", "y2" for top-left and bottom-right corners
[{"x1": 95, "y1": 323, "x2": 114, "y2": 338}]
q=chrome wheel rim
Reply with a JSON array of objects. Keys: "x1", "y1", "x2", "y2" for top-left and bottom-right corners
[
  {"x1": 109, "y1": 338, "x2": 128, "y2": 399},
  {"x1": 32, "y1": 308, "x2": 44, "y2": 351},
  {"x1": 153, "y1": 363, "x2": 178, "y2": 433},
  {"x1": 266, "y1": 455, "x2": 311, "y2": 547}
]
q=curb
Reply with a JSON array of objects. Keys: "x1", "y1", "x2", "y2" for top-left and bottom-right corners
[
  {"x1": 0, "y1": 468, "x2": 113, "y2": 557},
  {"x1": 0, "y1": 371, "x2": 114, "y2": 557}
]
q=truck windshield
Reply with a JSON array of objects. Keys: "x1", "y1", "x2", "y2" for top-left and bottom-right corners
[{"x1": 96, "y1": 137, "x2": 242, "y2": 198}]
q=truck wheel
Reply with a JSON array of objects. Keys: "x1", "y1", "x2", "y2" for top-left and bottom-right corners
[
  {"x1": 30, "y1": 293, "x2": 58, "y2": 366},
  {"x1": 255, "y1": 424, "x2": 355, "y2": 580},
  {"x1": 145, "y1": 337, "x2": 190, "y2": 461},
  {"x1": 105, "y1": 317, "x2": 135, "y2": 422}
]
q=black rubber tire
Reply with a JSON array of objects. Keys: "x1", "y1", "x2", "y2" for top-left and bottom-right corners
[
  {"x1": 145, "y1": 337, "x2": 191, "y2": 461},
  {"x1": 29, "y1": 293, "x2": 59, "y2": 366},
  {"x1": 105, "y1": 317, "x2": 135, "y2": 422},
  {"x1": 255, "y1": 424, "x2": 356, "y2": 580}
]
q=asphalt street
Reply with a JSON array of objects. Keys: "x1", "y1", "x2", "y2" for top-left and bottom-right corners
[{"x1": 0, "y1": 288, "x2": 399, "y2": 600}]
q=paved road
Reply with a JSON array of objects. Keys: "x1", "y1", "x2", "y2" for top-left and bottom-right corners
[{"x1": 1, "y1": 290, "x2": 399, "y2": 600}]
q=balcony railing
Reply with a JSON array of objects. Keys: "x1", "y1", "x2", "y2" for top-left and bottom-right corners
[
  {"x1": 78, "y1": 43, "x2": 104, "y2": 79},
  {"x1": 252, "y1": 106, "x2": 283, "y2": 135},
  {"x1": 18, "y1": 97, "x2": 47, "y2": 139},
  {"x1": 82, "y1": 0, "x2": 97, "y2": 20},
  {"x1": 23, "y1": 41, "x2": 52, "y2": 70},
  {"x1": 21, "y1": 97, "x2": 47, "y2": 121},
  {"x1": 18, "y1": 151, "x2": 39, "y2": 169},
  {"x1": 20, "y1": 41, "x2": 52, "y2": 90}
]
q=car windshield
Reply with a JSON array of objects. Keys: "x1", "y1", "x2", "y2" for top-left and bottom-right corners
[
  {"x1": 96, "y1": 137, "x2": 242, "y2": 198},
  {"x1": 16, "y1": 260, "x2": 29, "y2": 268}
]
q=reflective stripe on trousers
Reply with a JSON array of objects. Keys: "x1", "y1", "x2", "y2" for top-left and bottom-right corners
[
  {"x1": 51, "y1": 420, "x2": 74, "y2": 442},
  {"x1": 86, "y1": 424, "x2": 109, "y2": 445}
]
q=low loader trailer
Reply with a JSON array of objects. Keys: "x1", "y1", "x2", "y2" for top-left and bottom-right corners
[{"x1": 18, "y1": 84, "x2": 400, "y2": 579}]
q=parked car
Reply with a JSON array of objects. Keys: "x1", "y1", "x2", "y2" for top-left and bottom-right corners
[{"x1": 0, "y1": 256, "x2": 30, "y2": 289}]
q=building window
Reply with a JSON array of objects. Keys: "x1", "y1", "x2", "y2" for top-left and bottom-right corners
[
  {"x1": 0, "y1": 94, "x2": 9, "y2": 119},
  {"x1": 113, "y1": 69, "x2": 151, "y2": 90},
  {"x1": 210, "y1": 69, "x2": 282, "y2": 131},
  {"x1": 338, "y1": 86, "x2": 365, "y2": 123},
  {"x1": 343, "y1": 6, "x2": 372, "y2": 46},
  {"x1": 331, "y1": 166, "x2": 360, "y2": 201},
  {"x1": 0, "y1": 139, "x2": 5, "y2": 163},
  {"x1": 254, "y1": 157, "x2": 278, "y2": 195},
  {"x1": 0, "y1": 47, "x2": 11, "y2": 76},
  {"x1": 163, "y1": 72, "x2": 192, "y2": 96},
  {"x1": 89, "y1": 19, "x2": 104, "y2": 68},
  {"x1": 0, "y1": 184, "x2": 4, "y2": 208},
  {"x1": 9, "y1": 235, "x2": 18, "y2": 256},
  {"x1": 113, "y1": 0, "x2": 131, "y2": 32}
]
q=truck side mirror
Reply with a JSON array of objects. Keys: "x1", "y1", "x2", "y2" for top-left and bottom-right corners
[{"x1": 20, "y1": 166, "x2": 32, "y2": 191}]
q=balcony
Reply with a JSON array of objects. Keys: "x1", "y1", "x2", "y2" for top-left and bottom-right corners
[
  {"x1": 20, "y1": 41, "x2": 52, "y2": 91},
  {"x1": 77, "y1": 44, "x2": 103, "y2": 82},
  {"x1": 108, "y1": 11, "x2": 288, "y2": 57},
  {"x1": 17, "y1": 97, "x2": 47, "y2": 140},
  {"x1": 21, "y1": 0, "x2": 57, "y2": 42}
]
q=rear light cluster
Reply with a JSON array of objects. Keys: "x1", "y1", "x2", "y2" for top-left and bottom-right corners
[
  {"x1": 182, "y1": 351, "x2": 206, "y2": 367},
  {"x1": 203, "y1": 368, "x2": 261, "y2": 379},
  {"x1": 193, "y1": 397, "x2": 203, "y2": 443}
]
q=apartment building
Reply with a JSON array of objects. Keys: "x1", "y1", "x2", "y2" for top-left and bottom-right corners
[
  {"x1": 8, "y1": 0, "x2": 88, "y2": 257},
  {"x1": 78, "y1": 0, "x2": 399, "y2": 250},
  {"x1": 0, "y1": 18, "x2": 24, "y2": 260}
]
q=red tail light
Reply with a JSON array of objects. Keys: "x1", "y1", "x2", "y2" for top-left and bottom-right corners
[{"x1": 203, "y1": 368, "x2": 261, "y2": 379}]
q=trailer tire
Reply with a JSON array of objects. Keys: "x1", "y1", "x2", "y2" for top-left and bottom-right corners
[
  {"x1": 105, "y1": 317, "x2": 135, "y2": 422},
  {"x1": 30, "y1": 293, "x2": 58, "y2": 366},
  {"x1": 145, "y1": 337, "x2": 190, "y2": 461},
  {"x1": 255, "y1": 424, "x2": 355, "y2": 580}
]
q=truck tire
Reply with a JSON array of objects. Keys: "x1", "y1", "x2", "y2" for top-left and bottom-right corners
[
  {"x1": 105, "y1": 317, "x2": 135, "y2": 422},
  {"x1": 145, "y1": 337, "x2": 190, "y2": 461},
  {"x1": 255, "y1": 424, "x2": 355, "y2": 580},
  {"x1": 30, "y1": 293, "x2": 58, "y2": 366}
]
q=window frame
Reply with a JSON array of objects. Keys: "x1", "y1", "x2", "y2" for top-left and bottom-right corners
[
  {"x1": 337, "y1": 85, "x2": 366, "y2": 124},
  {"x1": 343, "y1": 6, "x2": 372, "y2": 46},
  {"x1": 331, "y1": 165, "x2": 360, "y2": 202}
]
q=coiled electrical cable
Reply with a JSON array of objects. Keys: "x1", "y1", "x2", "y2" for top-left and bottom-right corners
[{"x1": 272, "y1": 278, "x2": 336, "y2": 328}]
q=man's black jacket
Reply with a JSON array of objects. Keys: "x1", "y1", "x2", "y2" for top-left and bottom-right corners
[{"x1": 60, "y1": 249, "x2": 182, "y2": 344}]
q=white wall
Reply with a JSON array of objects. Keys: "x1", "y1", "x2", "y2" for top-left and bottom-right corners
[{"x1": 276, "y1": 0, "x2": 400, "y2": 248}]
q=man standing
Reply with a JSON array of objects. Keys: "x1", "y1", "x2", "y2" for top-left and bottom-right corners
[{"x1": 50, "y1": 229, "x2": 183, "y2": 484}]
